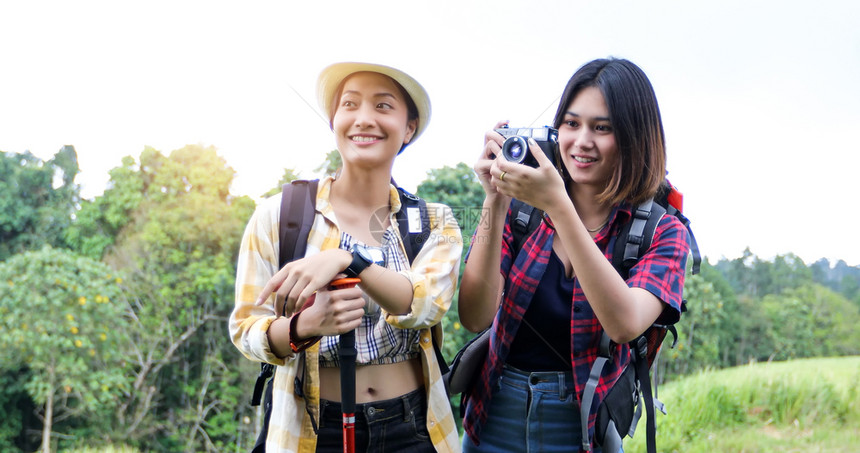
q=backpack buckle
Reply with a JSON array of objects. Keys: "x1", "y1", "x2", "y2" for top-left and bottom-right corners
[{"x1": 635, "y1": 336, "x2": 648, "y2": 360}]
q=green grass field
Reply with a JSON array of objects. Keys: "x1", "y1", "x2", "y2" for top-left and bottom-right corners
[
  {"x1": 625, "y1": 356, "x2": 860, "y2": 452},
  {"x1": 65, "y1": 357, "x2": 860, "y2": 452}
]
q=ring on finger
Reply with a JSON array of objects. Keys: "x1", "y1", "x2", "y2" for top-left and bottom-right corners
[{"x1": 499, "y1": 171, "x2": 506, "y2": 182}]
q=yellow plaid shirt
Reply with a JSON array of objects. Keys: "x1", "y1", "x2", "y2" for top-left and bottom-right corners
[{"x1": 229, "y1": 177, "x2": 463, "y2": 452}]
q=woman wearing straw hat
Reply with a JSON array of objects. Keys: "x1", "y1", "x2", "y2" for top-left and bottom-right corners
[{"x1": 230, "y1": 62, "x2": 462, "y2": 452}]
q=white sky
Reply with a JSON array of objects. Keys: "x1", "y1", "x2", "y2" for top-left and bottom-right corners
[{"x1": 2, "y1": 0, "x2": 859, "y2": 267}]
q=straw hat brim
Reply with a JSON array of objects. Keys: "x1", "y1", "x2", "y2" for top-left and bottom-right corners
[{"x1": 316, "y1": 62, "x2": 431, "y2": 143}]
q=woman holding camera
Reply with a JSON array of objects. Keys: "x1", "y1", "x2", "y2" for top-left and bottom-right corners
[
  {"x1": 230, "y1": 62, "x2": 462, "y2": 452},
  {"x1": 457, "y1": 58, "x2": 690, "y2": 452}
]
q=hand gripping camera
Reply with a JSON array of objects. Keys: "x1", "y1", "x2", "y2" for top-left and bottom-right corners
[{"x1": 495, "y1": 125, "x2": 560, "y2": 168}]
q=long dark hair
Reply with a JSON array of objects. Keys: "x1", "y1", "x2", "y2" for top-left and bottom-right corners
[{"x1": 552, "y1": 58, "x2": 666, "y2": 206}]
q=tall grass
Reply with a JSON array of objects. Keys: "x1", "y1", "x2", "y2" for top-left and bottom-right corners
[{"x1": 625, "y1": 356, "x2": 860, "y2": 452}]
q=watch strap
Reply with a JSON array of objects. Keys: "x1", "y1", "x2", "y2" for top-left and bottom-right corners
[
  {"x1": 345, "y1": 248, "x2": 372, "y2": 278},
  {"x1": 289, "y1": 311, "x2": 321, "y2": 353}
]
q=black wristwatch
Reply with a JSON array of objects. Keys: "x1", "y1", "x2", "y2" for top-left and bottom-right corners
[{"x1": 344, "y1": 244, "x2": 374, "y2": 278}]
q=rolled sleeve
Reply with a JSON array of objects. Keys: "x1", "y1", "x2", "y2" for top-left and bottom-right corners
[{"x1": 387, "y1": 203, "x2": 463, "y2": 330}]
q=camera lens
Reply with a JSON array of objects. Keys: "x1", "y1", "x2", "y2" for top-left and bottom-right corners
[{"x1": 502, "y1": 136, "x2": 528, "y2": 164}]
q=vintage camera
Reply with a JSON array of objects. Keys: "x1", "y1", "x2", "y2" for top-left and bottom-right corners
[{"x1": 495, "y1": 125, "x2": 559, "y2": 168}]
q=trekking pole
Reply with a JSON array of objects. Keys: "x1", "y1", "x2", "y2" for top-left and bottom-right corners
[{"x1": 330, "y1": 277, "x2": 361, "y2": 453}]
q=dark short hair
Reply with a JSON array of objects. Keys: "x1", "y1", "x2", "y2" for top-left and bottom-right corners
[{"x1": 552, "y1": 58, "x2": 666, "y2": 206}]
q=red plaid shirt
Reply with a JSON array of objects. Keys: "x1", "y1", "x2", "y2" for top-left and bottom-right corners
[{"x1": 463, "y1": 203, "x2": 690, "y2": 450}]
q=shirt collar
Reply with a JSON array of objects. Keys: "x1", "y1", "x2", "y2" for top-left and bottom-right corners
[
  {"x1": 317, "y1": 176, "x2": 401, "y2": 220},
  {"x1": 541, "y1": 202, "x2": 632, "y2": 237}
]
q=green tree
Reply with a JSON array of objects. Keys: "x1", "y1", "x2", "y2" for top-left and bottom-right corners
[
  {"x1": 314, "y1": 149, "x2": 342, "y2": 177},
  {"x1": 0, "y1": 368, "x2": 38, "y2": 452},
  {"x1": 64, "y1": 156, "x2": 144, "y2": 260},
  {"x1": 662, "y1": 267, "x2": 729, "y2": 380},
  {"x1": 94, "y1": 145, "x2": 256, "y2": 451},
  {"x1": 716, "y1": 251, "x2": 812, "y2": 297},
  {"x1": 0, "y1": 147, "x2": 80, "y2": 260},
  {"x1": 710, "y1": 253, "x2": 860, "y2": 367},
  {"x1": 0, "y1": 247, "x2": 131, "y2": 453},
  {"x1": 767, "y1": 253, "x2": 813, "y2": 294},
  {"x1": 761, "y1": 284, "x2": 860, "y2": 361},
  {"x1": 840, "y1": 274, "x2": 860, "y2": 307},
  {"x1": 261, "y1": 168, "x2": 303, "y2": 198},
  {"x1": 415, "y1": 162, "x2": 485, "y2": 352},
  {"x1": 696, "y1": 261, "x2": 744, "y2": 367},
  {"x1": 417, "y1": 162, "x2": 485, "y2": 245},
  {"x1": 57, "y1": 145, "x2": 258, "y2": 450},
  {"x1": 415, "y1": 163, "x2": 484, "y2": 424}
]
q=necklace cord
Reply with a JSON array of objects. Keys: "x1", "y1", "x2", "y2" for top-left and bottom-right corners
[{"x1": 585, "y1": 215, "x2": 610, "y2": 233}]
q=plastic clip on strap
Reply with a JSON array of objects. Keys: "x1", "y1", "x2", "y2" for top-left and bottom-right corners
[
  {"x1": 622, "y1": 199, "x2": 654, "y2": 268},
  {"x1": 514, "y1": 205, "x2": 534, "y2": 232}
]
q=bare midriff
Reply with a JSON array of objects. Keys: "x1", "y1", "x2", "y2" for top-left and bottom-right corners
[{"x1": 319, "y1": 357, "x2": 424, "y2": 403}]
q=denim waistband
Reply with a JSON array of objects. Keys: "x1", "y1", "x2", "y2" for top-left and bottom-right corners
[
  {"x1": 319, "y1": 387, "x2": 425, "y2": 425},
  {"x1": 502, "y1": 364, "x2": 575, "y2": 399}
]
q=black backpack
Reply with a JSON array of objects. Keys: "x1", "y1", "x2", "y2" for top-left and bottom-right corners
[
  {"x1": 249, "y1": 179, "x2": 446, "y2": 452},
  {"x1": 508, "y1": 180, "x2": 701, "y2": 453}
]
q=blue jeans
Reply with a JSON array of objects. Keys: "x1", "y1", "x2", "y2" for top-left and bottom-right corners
[
  {"x1": 463, "y1": 365, "x2": 621, "y2": 453},
  {"x1": 315, "y1": 387, "x2": 434, "y2": 453}
]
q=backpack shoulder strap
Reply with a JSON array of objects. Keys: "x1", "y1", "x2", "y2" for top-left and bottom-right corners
[
  {"x1": 611, "y1": 198, "x2": 666, "y2": 280},
  {"x1": 658, "y1": 181, "x2": 702, "y2": 275},
  {"x1": 581, "y1": 333, "x2": 614, "y2": 451},
  {"x1": 509, "y1": 198, "x2": 544, "y2": 252},
  {"x1": 395, "y1": 187, "x2": 431, "y2": 264},
  {"x1": 580, "y1": 198, "x2": 664, "y2": 452},
  {"x1": 278, "y1": 179, "x2": 320, "y2": 269},
  {"x1": 251, "y1": 179, "x2": 319, "y2": 408},
  {"x1": 666, "y1": 205, "x2": 701, "y2": 275},
  {"x1": 394, "y1": 187, "x2": 448, "y2": 372}
]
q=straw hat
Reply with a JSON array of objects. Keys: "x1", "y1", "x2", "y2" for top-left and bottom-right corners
[{"x1": 316, "y1": 62, "x2": 432, "y2": 144}]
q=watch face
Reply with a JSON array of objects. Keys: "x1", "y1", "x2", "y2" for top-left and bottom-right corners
[{"x1": 354, "y1": 244, "x2": 385, "y2": 266}]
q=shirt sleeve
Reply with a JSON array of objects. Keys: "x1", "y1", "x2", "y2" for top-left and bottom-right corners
[
  {"x1": 386, "y1": 202, "x2": 463, "y2": 330},
  {"x1": 228, "y1": 195, "x2": 295, "y2": 366},
  {"x1": 626, "y1": 214, "x2": 691, "y2": 325}
]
